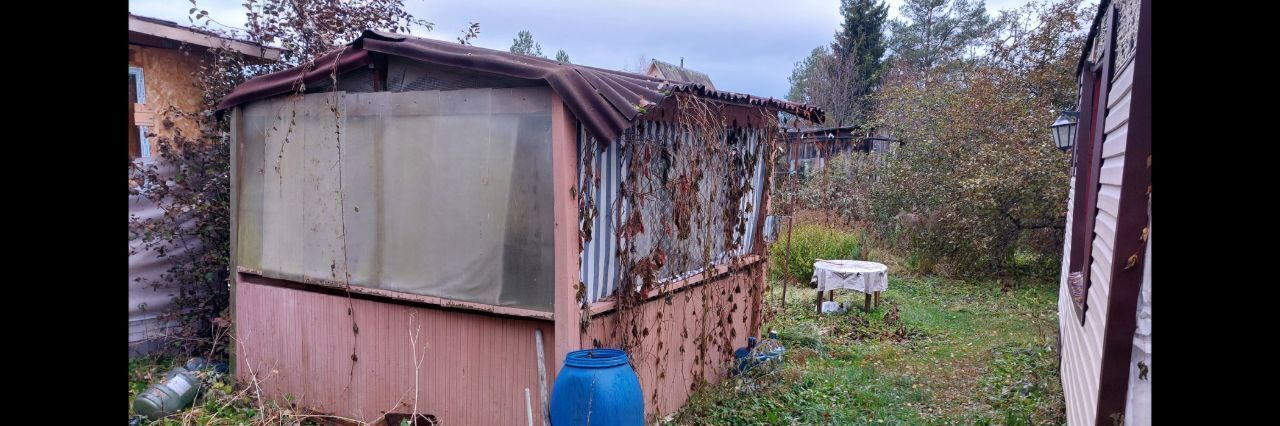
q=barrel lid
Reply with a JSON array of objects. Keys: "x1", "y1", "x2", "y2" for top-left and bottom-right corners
[{"x1": 565, "y1": 348, "x2": 629, "y2": 368}]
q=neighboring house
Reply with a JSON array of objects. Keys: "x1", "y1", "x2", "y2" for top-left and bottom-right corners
[
  {"x1": 645, "y1": 58, "x2": 716, "y2": 89},
  {"x1": 780, "y1": 125, "x2": 898, "y2": 175},
  {"x1": 1057, "y1": 0, "x2": 1150, "y2": 424},
  {"x1": 217, "y1": 30, "x2": 822, "y2": 424},
  {"x1": 128, "y1": 13, "x2": 282, "y2": 357},
  {"x1": 128, "y1": 12, "x2": 282, "y2": 161}
]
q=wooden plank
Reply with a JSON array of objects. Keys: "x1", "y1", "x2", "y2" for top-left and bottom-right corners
[
  {"x1": 587, "y1": 255, "x2": 763, "y2": 316},
  {"x1": 550, "y1": 91, "x2": 583, "y2": 379},
  {"x1": 238, "y1": 267, "x2": 555, "y2": 321},
  {"x1": 132, "y1": 103, "x2": 156, "y2": 128},
  {"x1": 229, "y1": 106, "x2": 241, "y2": 376}
]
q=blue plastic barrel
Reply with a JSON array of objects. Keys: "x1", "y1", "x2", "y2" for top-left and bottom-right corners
[{"x1": 549, "y1": 348, "x2": 644, "y2": 426}]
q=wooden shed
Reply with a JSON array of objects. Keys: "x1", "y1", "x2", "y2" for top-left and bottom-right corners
[
  {"x1": 218, "y1": 30, "x2": 822, "y2": 424},
  {"x1": 1056, "y1": 0, "x2": 1150, "y2": 424}
]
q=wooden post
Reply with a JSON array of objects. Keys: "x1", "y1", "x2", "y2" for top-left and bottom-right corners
[
  {"x1": 228, "y1": 107, "x2": 241, "y2": 376},
  {"x1": 864, "y1": 293, "x2": 872, "y2": 312},
  {"x1": 780, "y1": 150, "x2": 796, "y2": 311},
  {"x1": 821, "y1": 138, "x2": 831, "y2": 227},
  {"x1": 534, "y1": 329, "x2": 550, "y2": 426},
  {"x1": 874, "y1": 292, "x2": 880, "y2": 309},
  {"x1": 550, "y1": 92, "x2": 582, "y2": 378}
]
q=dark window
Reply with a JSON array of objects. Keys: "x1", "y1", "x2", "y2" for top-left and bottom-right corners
[{"x1": 1066, "y1": 58, "x2": 1108, "y2": 325}]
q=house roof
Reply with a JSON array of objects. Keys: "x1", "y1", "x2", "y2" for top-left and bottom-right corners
[
  {"x1": 1076, "y1": 0, "x2": 1112, "y2": 76},
  {"x1": 646, "y1": 59, "x2": 716, "y2": 90},
  {"x1": 216, "y1": 30, "x2": 823, "y2": 142},
  {"x1": 128, "y1": 13, "x2": 284, "y2": 61}
]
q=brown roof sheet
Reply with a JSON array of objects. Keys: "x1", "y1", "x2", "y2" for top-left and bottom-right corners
[{"x1": 217, "y1": 30, "x2": 823, "y2": 141}]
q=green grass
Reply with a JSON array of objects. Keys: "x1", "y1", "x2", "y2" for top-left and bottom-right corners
[{"x1": 674, "y1": 276, "x2": 1065, "y2": 425}]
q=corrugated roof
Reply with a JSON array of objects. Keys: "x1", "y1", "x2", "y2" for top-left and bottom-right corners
[
  {"x1": 648, "y1": 59, "x2": 716, "y2": 90},
  {"x1": 217, "y1": 30, "x2": 823, "y2": 142}
]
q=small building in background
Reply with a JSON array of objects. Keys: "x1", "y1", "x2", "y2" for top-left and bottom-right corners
[
  {"x1": 780, "y1": 125, "x2": 899, "y2": 176},
  {"x1": 1056, "y1": 0, "x2": 1150, "y2": 424},
  {"x1": 127, "y1": 12, "x2": 282, "y2": 161},
  {"x1": 645, "y1": 58, "x2": 716, "y2": 90}
]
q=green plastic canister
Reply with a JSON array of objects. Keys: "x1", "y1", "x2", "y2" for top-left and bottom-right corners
[{"x1": 133, "y1": 364, "x2": 202, "y2": 420}]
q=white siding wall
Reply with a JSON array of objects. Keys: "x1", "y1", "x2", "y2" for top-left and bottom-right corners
[
  {"x1": 1059, "y1": 58, "x2": 1135, "y2": 426},
  {"x1": 1124, "y1": 225, "x2": 1151, "y2": 426}
]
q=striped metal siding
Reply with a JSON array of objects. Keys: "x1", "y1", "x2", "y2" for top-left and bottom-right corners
[
  {"x1": 577, "y1": 124, "x2": 625, "y2": 303},
  {"x1": 578, "y1": 121, "x2": 767, "y2": 303},
  {"x1": 1060, "y1": 58, "x2": 1135, "y2": 426}
]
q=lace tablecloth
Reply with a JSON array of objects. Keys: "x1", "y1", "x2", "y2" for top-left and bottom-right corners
[{"x1": 812, "y1": 259, "x2": 888, "y2": 293}]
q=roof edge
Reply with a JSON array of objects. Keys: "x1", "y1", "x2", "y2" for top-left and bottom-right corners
[
  {"x1": 218, "y1": 30, "x2": 823, "y2": 141},
  {"x1": 129, "y1": 13, "x2": 284, "y2": 60}
]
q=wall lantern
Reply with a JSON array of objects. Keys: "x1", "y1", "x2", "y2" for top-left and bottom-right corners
[{"x1": 1050, "y1": 110, "x2": 1080, "y2": 151}]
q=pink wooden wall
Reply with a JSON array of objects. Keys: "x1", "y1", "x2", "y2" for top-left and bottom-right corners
[
  {"x1": 582, "y1": 263, "x2": 764, "y2": 420},
  {"x1": 234, "y1": 273, "x2": 556, "y2": 424}
]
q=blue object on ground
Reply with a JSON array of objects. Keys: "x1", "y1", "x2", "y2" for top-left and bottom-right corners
[
  {"x1": 550, "y1": 348, "x2": 644, "y2": 426},
  {"x1": 732, "y1": 335, "x2": 786, "y2": 376}
]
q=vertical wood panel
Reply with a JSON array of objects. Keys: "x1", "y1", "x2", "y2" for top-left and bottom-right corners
[
  {"x1": 234, "y1": 275, "x2": 554, "y2": 424},
  {"x1": 551, "y1": 93, "x2": 584, "y2": 379}
]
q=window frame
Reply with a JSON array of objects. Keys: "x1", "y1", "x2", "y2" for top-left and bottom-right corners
[
  {"x1": 129, "y1": 67, "x2": 151, "y2": 161},
  {"x1": 1066, "y1": 8, "x2": 1116, "y2": 326}
]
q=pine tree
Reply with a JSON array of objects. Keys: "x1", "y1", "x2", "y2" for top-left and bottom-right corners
[
  {"x1": 555, "y1": 49, "x2": 571, "y2": 64},
  {"x1": 787, "y1": 46, "x2": 827, "y2": 103},
  {"x1": 786, "y1": 1, "x2": 889, "y2": 126},
  {"x1": 887, "y1": 0, "x2": 993, "y2": 77},
  {"x1": 509, "y1": 30, "x2": 545, "y2": 58},
  {"x1": 830, "y1": 0, "x2": 889, "y2": 124}
]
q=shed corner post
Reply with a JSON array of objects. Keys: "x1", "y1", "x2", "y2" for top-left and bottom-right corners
[
  {"x1": 228, "y1": 106, "x2": 242, "y2": 376},
  {"x1": 550, "y1": 91, "x2": 583, "y2": 380}
]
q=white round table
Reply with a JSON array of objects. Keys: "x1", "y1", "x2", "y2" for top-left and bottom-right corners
[{"x1": 811, "y1": 259, "x2": 889, "y2": 312}]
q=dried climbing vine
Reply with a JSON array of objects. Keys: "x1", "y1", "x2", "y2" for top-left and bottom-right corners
[{"x1": 576, "y1": 93, "x2": 785, "y2": 416}]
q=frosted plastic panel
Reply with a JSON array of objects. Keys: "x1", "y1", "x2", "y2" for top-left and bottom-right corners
[{"x1": 236, "y1": 87, "x2": 555, "y2": 311}]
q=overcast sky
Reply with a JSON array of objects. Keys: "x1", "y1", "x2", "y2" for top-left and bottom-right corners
[{"x1": 130, "y1": 0, "x2": 1031, "y2": 99}]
